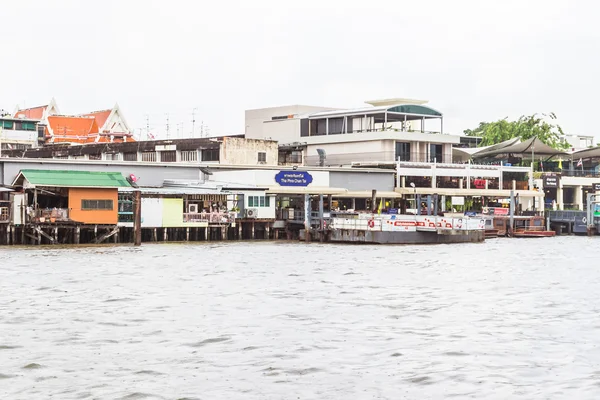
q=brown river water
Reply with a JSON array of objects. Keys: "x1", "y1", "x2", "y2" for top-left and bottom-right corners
[{"x1": 2, "y1": 237, "x2": 600, "y2": 399}]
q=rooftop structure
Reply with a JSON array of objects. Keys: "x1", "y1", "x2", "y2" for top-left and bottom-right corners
[{"x1": 246, "y1": 98, "x2": 458, "y2": 167}]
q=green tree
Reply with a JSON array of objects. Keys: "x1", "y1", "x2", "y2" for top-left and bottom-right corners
[{"x1": 464, "y1": 113, "x2": 571, "y2": 150}]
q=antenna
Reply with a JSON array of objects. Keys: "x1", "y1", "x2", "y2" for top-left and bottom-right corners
[
  {"x1": 145, "y1": 115, "x2": 150, "y2": 140},
  {"x1": 166, "y1": 113, "x2": 170, "y2": 139},
  {"x1": 192, "y1": 108, "x2": 197, "y2": 138}
]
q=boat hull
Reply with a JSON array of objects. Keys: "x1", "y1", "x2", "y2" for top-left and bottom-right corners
[{"x1": 329, "y1": 228, "x2": 485, "y2": 244}]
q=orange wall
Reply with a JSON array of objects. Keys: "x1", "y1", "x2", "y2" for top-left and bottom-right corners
[{"x1": 68, "y1": 188, "x2": 118, "y2": 224}]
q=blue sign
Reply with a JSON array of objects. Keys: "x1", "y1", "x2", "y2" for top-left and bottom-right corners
[
  {"x1": 464, "y1": 211, "x2": 477, "y2": 217},
  {"x1": 275, "y1": 171, "x2": 313, "y2": 187},
  {"x1": 388, "y1": 208, "x2": 398, "y2": 214}
]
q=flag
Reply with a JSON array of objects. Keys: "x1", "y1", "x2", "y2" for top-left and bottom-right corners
[
  {"x1": 377, "y1": 199, "x2": 383, "y2": 215},
  {"x1": 147, "y1": 132, "x2": 155, "y2": 140},
  {"x1": 577, "y1": 158, "x2": 583, "y2": 168},
  {"x1": 558, "y1": 158, "x2": 563, "y2": 170}
]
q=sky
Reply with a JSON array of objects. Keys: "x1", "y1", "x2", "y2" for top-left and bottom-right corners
[{"x1": 1, "y1": 0, "x2": 599, "y2": 140}]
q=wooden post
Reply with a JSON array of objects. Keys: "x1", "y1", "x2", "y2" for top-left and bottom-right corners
[
  {"x1": 238, "y1": 222, "x2": 242, "y2": 240},
  {"x1": 153, "y1": 228, "x2": 157, "y2": 242},
  {"x1": 251, "y1": 222, "x2": 255, "y2": 239},
  {"x1": 114, "y1": 227, "x2": 119, "y2": 243},
  {"x1": 265, "y1": 224, "x2": 270, "y2": 240},
  {"x1": 75, "y1": 226, "x2": 80, "y2": 244},
  {"x1": 205, "y1": 227, "x2": 208, "y2": 241},
  {"x1": 53, "y1": 227, "x2": 58, "y2": 244},
  {"x1": 163, "y1": 228, "x2": 168, "y2": 242},
  {"x1": 186, "y1": 227, "x2": 190, "y2": 241},
  {"x1": 221, "y1": 226, "x2": 227, "y2": 240},
  {"x1": 133, "y1": 190, "x2": 142, "y2": 246}
]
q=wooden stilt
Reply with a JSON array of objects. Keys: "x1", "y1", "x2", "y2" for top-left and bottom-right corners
[
  {"x1": 238, "y1": 222, "x2": 242, "y2": 240},
  {"x1": 186, "y1": 227, "x2": 190, "y2": 241},
  {"x1": 265, "y1": 224, "x2": 270, "y2": 240},
  {"x1": 133, "y1": 190, "x2": 142, "y2": 246},
  {"x1": 205, "y1": 227, "x2": 209, "y2": 241},
  {"x1": 251, "y1": 222, "x2": 255, "y2": 240},
  {"x1": 163, "y1": 228, "x2": 168, "y2": 242}
]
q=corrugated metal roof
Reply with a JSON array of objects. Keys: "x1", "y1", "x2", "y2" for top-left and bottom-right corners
[
  {"x1": 15, "y1": 169, "x2": 131, "y2": 188},
  {"x1": 119, "y1": 187, "x2": 231, "y2": 195}
]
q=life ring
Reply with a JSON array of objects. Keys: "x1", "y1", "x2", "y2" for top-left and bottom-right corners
[{"x1": 368, "y1": 219, "x2": 375, "y2": 228}]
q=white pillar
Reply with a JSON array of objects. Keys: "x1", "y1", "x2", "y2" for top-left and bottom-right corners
[
  {"x1": 576, "y1": 185, "x2": 584, "y2": 211},
  {"x1": 557, "y1": 183, "x2": 564, "y2": 210}
]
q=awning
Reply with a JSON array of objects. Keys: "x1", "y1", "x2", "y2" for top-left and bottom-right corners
[{"x1": 474, "y1": 137, "x2": 567, "y2": 158}]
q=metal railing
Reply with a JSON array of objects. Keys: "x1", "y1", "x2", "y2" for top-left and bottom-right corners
[{"x1": 183, "y1": 212, "x2": 236, "y2": 224}]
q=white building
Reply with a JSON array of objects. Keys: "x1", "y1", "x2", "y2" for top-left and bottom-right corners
[
  {"x1": 0, "y1": 115, "x2": 41, "y2": 152},
  {"x1": 246, "y1": 98, "x2": 459, "y2": 167}
]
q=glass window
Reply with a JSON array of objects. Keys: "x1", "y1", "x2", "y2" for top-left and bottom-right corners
[
  {"x1": 259, "y1": 196, "x2": 265, "y2": 207},
  {"x1": 265, "y1": 196, "x2": 270, "y2": 207},
  {"x1": 81, "y1": 199, "x2": 114, "y2": 210}
]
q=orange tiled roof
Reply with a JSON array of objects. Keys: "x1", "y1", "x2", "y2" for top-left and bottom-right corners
[
  {"x1": 81, "y1": 109, "x2": 111, "y2": 130},
  {"x1": 46, "y1": 115, "x2": 99, "y2": 141},
  {"x1": 14, "y1": 105, "x2": 47, "y2": 120},
  {"x1": 46, "y1": 115, "x2": 134, "y2": 144}
]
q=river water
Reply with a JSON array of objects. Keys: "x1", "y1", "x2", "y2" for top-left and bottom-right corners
[{"x1": 1, "y1": 237, "x2": 600, "y2": 399}]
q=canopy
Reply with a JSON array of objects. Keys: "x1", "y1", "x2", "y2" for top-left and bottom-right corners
[{"x1": 473, "y1": 137, "x2": 567, "y2": 158}]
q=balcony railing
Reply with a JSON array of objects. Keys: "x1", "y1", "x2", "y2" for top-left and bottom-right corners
[
  {"x1": 32, "y1": 208, "x2": 69, "y2": 223},
  {"x1": 561, "y1": 170, "x2": 600, "y2": 178},
  {"x1": 183, "y1": 212, "x2": 236, "y2": 224}
]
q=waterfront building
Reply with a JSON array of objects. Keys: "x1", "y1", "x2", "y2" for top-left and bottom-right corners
[
  {"x1": 245, "y1": 98, "x2": 459, "y2": 167},
  {"x1": 11, "y1": 169, "x2": 131, "y2": 225}
]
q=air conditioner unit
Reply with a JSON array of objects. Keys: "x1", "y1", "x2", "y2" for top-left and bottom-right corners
[
  {"x1": 245, "y1": 208, "x2": 258, "y2": 218},
  {"x1": 188, "y1": 204, "x2": 199, "y2": 213}
]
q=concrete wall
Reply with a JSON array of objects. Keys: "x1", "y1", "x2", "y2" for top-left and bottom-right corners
[
  {"x1": 0, "y1": 159, "x2": 203, "y2": 187},
  {"x1": 329, "y1": 171, "x2": 394, "y2": 191},
  {"x1": 220, "y1": 137, "x2": 278, "y2": 166},
  {"x1": 210, "y1": 169, "x2": 330, "y2": 187},
  {"x1": 245, "y1": 105, "x2": 334, "y2": 142},
  {"x1": 306, "y1": 141, "x2": 392, "y2": 166}
]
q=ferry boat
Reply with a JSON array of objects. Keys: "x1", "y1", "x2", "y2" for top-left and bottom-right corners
[{"x1": 327, "y1": 213, "x2": 485, "y2": 244}]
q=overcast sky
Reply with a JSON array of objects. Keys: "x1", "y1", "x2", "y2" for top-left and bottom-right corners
[{"x1": 1, "y1": 0, "x2": 598, "y2": 140}]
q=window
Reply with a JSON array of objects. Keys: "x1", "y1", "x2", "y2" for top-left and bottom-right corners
[
  {"x1": 300, "y1": 119, "x2": 309, "y2": 137},
  {"x1": 81, "y1": 199, "x2": 114, "y2": 210},
  {"x1": 201, "y1": 148, "x2": 219, "y2": 162},
  {"x1": 395, "y1": 142, "x2": 411, "y2": 161},
  {"x1": 258, "y1": 152, "x2": 266, "y2": 162},
  {"x1": 248, "y1": 196, "x2": 270, "y2": 207},
  {"x1": 160, "y1": 150, "x2": 177, "y2": 162},
  {"x1": 0, "y1": 120, "x2": 14, "y2": 130},
  {"x1": 181, "y1": 150, "x2": 198, "y2": 162},
  {"x1": 22, "y1": 122, "x2": 36, "y2": 131},
  {"x1": 89, "y1": 154, "x2": 102, "y2": 160},
  {"x1": 141, "y1": 152, "x2": 157, "y2": 162},
  {"x1": 328, "y1": 118, "x2": 344, "y2": 134},
  {"x1": 429, "y1": 144, "x2": 443, "y2": 163},
  {"x1": 123, "y1": 152, "x2": 138, "y2": 161},
  {"x1": 104, "y1": 153, "x2": 120, "y2": 161}
]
